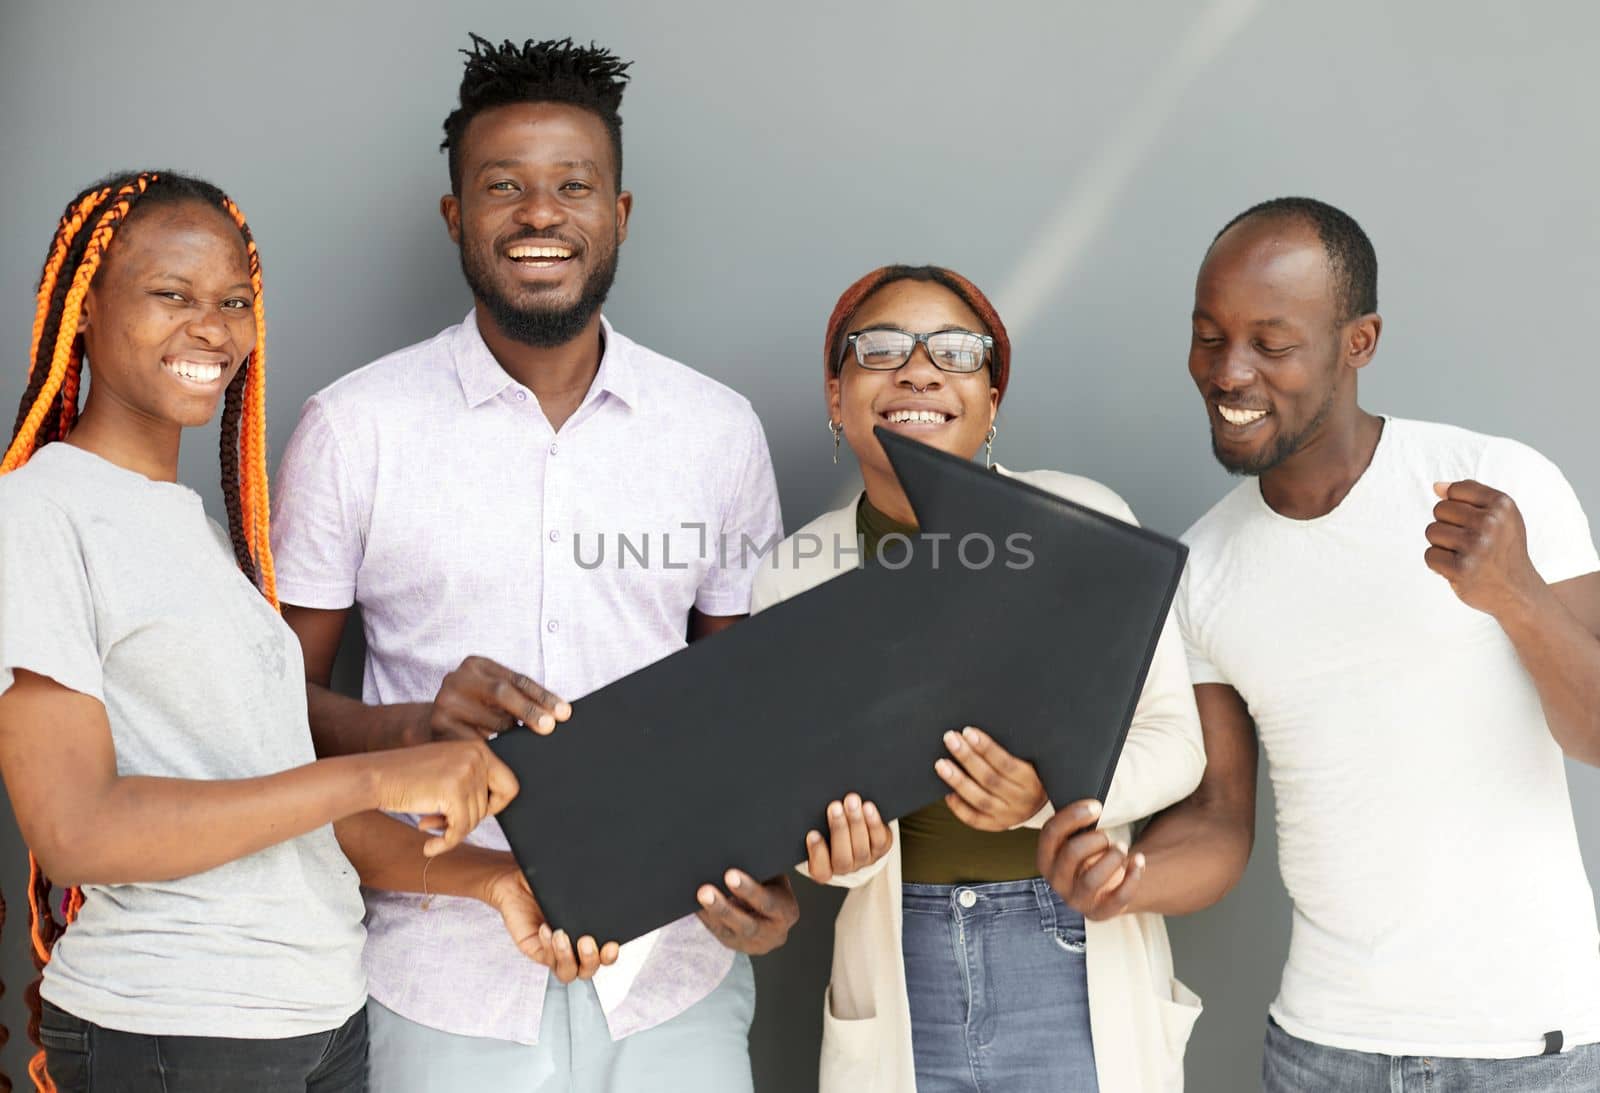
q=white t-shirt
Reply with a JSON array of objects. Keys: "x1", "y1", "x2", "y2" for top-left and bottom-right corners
[{"x1": 1177, "y1": 417, "x2": 1600, "y2": 1058}]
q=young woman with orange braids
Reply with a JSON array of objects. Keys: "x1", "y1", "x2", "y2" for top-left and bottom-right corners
[
  {"x1": 0, "y1": 171, "x2": 545, "y2": 1093},
  {"x1": 756, "y1": 265, "x2": 1207, "y2": 1092}
]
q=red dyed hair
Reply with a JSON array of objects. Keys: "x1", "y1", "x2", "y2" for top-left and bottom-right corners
[{"x1": 823, "y1": 265, "x2": 1011, "y2": 405}]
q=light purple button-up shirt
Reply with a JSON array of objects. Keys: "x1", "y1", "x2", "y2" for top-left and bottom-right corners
[{"x1": 270, "y1": 311, "x2": 782, "y2": 1043}]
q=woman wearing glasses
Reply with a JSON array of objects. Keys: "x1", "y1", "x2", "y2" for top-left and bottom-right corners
[{"x1": 753, "y1": 265, "x2": 1206, "y2": 1092}]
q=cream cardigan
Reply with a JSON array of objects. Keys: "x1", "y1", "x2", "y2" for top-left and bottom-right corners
[{"x1": 753, "y1": 468, "x2": 1206, "y2": 1093}]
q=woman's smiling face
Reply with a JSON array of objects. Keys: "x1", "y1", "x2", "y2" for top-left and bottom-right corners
[{"x1": 829, "y1": 278, "x2": 999, "y2": 496}]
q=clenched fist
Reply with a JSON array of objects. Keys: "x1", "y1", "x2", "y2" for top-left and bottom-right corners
[{"x1": 1424, "y1": 480, "x2": 1543, "y2": 618}]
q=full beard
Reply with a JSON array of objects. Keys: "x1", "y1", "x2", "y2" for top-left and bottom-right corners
[{"x1": 460, "y1": 239, "x2": 620, "y2": 349}]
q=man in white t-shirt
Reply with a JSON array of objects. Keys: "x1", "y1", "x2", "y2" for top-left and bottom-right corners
[{"x1": 1038, "y1": 197, "x2": 1600, "y2": 1090}]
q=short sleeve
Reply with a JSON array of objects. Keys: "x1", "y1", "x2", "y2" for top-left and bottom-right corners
[
  {"x1": 0, "y1": 494, "x2": 104, "y2": 702},
  {"x1": 271, "y1": 398, "x2": 367, "y2": 609},
  {"x1": 1174, "y1": 565, "x2": 1227, "y2": 686},
  {"x1": 694, "y1": 410, "x2": 783, "y2": 616},
  {"x1": 1475, "y1": 439, "x2": 1600, "y2": 585}
]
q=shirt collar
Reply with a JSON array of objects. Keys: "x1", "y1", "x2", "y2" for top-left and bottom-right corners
[{"x1": 452, "y1": 310, "x2": 638, "y2": 412}]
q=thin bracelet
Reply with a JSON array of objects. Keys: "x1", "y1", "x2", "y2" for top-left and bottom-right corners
[{"x1": 420, "y1": 855, "x2": 435, "y2": 911}]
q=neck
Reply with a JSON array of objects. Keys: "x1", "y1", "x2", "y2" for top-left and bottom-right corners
[
  {"x1": 1258, "y1": 408, "x2": 1385, "y2": 519},
  {"x1": 860, "y1": 467, "x2": 919, "y2": 527},
  {"x1": 65, "y1": 396, "x2": 183, "y2": 482},
  {"x1": 475, "y1": 302, "x2": 604, "y2": 432}
]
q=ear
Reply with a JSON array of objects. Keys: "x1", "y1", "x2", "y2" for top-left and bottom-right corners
[
  {"x1": 825, "y1": 373, "x2": 843, "y2": 427},
  {"x1": 1346, "y1": 313, "x2": 1382, "y2": 371},
  {"x1": 615, "y1": 190, "x2": 632, "y2": 246},
  {"x1": 988, "y1": 387, "x2": 1000, "y2": 427},
  {"x1": 440, "y1": 194, "x2": 462, "y2": 245},
  {"x1": 76, "y1": 284, "x2": 95, "y2": 335}
]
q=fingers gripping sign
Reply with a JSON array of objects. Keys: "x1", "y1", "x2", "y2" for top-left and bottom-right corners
[
  {"x1": 375, "y1": 739, "x2": 521, "y2": 856},
  {"x1": 1037, "y1": 799, "x2": 1146, "y2": 920},
  {"x1": 804, "y1": 793, "x2": 894, "y2": 883},
  {"x1": 935, "y1": 726, "x2": 1048, "y2": 831},
  {"x1": 426, "y1": 655, "x2": 573, "y2": 741},
  {"x1": 1425, "y1": 480, "x2": 1544, "y2": 617},
  {"x1": 695, "y1": 870, "x2": 800, "y2": 955}
]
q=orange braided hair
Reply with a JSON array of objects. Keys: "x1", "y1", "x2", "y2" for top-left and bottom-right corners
[{"x1": 1, "y1": 171, "x2": 276, "y2": 1092}]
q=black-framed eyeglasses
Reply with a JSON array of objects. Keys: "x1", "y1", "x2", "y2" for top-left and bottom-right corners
[{"x1": 838, "y1": 328, "x2": 994, "y2": 374}]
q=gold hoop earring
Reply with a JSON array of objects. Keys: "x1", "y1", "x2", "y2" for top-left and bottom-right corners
[
  {"x1": 985, "y1": 424, "x2": 997, "y2": 470},
  {"x1": 828, "y1": 419, "x2": 843, "y2": 465}
]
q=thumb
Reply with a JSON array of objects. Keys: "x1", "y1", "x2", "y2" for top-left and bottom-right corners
[{"x1": 1433, "y1": 481, "x2": 1451, "y2": 499}]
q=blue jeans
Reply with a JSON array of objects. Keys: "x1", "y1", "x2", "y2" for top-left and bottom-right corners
[
  {"x1": 1263, "y1": 1017, "x2": 1600, "y2": 1092},
  {"x1": 366, "y1": 954, "x2": 755, "y2": 1092},
  {"x1": 38, "y1": 1000, "x2": 367, "y2": 1092},
  {"x1": 902, "y1": 878, "x2": 1099, "y2": 1092}
]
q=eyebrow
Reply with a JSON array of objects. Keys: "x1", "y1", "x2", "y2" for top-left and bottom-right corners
[
  {"x1": 855, "y1": 323, "x2": 976, "y2": 334},
  {"x1": 1190, "y1": 310, "x2": 1296, "y2": 331},
  {"x1": 475, "y1": 158, "x2": 600, "y2": 175},
  {"x1": 153, "y1": 273, "x2": 253, "y2": 293}
]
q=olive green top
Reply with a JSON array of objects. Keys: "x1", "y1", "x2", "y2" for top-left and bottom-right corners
[{"x1": 856, "y1": 494, "x2": 1041, "y2": 885}]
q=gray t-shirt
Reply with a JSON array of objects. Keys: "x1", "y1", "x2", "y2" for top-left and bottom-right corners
[{"x1": 0, "y1": 443, "x2": 366, "y2": 1038}]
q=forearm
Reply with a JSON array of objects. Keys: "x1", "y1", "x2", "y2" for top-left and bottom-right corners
[
  {"x1": 307, "y1": 681, "x2": 430, "y2": 757},
  {"x1": 1497, "y1": 584, "x2": 1600, "y2": 766},
  {"x1": 334, "y1": 810, "x2": 511, "y2": 901},
  {"x1": 1121, "y1": 804, "x2": 1252, "y2": 917},
  {"x1": 45, "y1": 754, "x2": 380, "y2": 887}
]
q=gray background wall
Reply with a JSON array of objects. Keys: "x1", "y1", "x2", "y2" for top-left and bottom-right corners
[{"x1": 2, "y1": 1, "x2": 1597, "y2": 1089}]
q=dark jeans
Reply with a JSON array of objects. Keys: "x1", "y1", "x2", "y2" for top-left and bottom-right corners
[{"x1": 39, "y1": 1000, "x2": 368, "y2": 1092}]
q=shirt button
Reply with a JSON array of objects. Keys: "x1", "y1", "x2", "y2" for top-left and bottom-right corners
[
  {"x1": 549, "y1": 442, "x2": 559, "y2": 455},
  {"x1": 516, "y1": 390, "x2": 528, "y2": 402},
  {"x1": 546, "y1": 620, "x2": 558, "y2": 633},
  {"x1": 957, "y1": 889, "x2": 977, "y2": 909},
  {"x1": 548, "y1": 530, "x2": 560, "y2": 542}
]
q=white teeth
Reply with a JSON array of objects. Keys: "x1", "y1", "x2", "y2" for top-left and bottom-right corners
[
  {"x1": 165, "y1": 360, "x2": 223, "y2": 383},
  {"x1": 1218, "y1": 405, "x2": 1268, "y2": 426},
  {"x1": 886, "y1": 409, "x2": 950, "y2": 424},
  {"x1": 507, "y1": 244, "x2": 573, "y2": 260}
]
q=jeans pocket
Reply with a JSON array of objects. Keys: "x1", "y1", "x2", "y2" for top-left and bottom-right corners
[
  {"x1": 39, "y1": 1003, "x2": 90, "y2": 1053},
  {"x1": 1051, "y1": 922, "x2": 1087, "y2": 954},
  {"x1": 39, "y1": 1005, "x2": 92, "y2": 1092}
]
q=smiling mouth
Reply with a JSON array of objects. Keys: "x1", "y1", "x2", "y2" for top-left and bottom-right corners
[
  {"x1": 1216, "y1": 405, "x2": 1269, "y2": 427},
  {"x1": 506, "y1": 243, "x2": 574, "y2": 268},
  {"x1": 163, "y1": 359, "x2": 225, "y2": 385},
  {"x1": 882, "y1": 409, "x2": 953, "y2": 425}
]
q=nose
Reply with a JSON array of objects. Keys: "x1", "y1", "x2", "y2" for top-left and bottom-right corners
[
  {"x1": 512, "y1": 185, "x2": 567, "y2": 231},
  {"x1": 1207, "y1": 346, "x2": 1257, "y2": 393},
  {"x1": 184, "y1": 304, "x2": 230, "y2": 347},
  {"x1": 897, "y1": 343, "x2": 944, "y2": 389}
]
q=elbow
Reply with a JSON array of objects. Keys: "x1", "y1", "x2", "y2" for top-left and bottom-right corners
[
  {"x1": 25, "y1": 801, "x2": 123, "y2": 888},
  {"x1": 1559, "y1": 733, "x2": 1600, "y2": 769},
  {"x1": 1548, "y1": 711, "x2": 1600, "y2": 768},
  {"x1": 1176, "y1": 733, "x2": 1207, "y2": 801},
  {"x1": 1211, "y1": 812, "x2": 1256, "y2": 901},
  {"x1": 27, "y1": 828, "x2": 93, "y2": 889}
]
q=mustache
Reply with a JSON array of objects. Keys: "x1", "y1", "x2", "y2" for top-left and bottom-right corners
[
  {"x1": 499, "y1": 229, "x2": 582, "y2": 252},
  {"x1": 1211, "y1": 395, "x2": 1272, "y2": 412}
]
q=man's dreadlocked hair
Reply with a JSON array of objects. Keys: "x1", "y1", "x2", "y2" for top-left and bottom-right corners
[
  {"x1": 441, "y1": 34, "x2": 632, "y2": 194},
  {"x1": 0, "y1": 170, "x2": 277, "y2": 1093}
]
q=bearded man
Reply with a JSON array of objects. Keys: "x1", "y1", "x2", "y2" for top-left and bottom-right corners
[{"x1": 270, "y1": 36, "x2": 791, "y2": 1093}]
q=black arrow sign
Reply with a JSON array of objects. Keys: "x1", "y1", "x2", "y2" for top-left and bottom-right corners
[{"x1": 489, "y1": 428, "x2": 1187, "y2": 945}]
